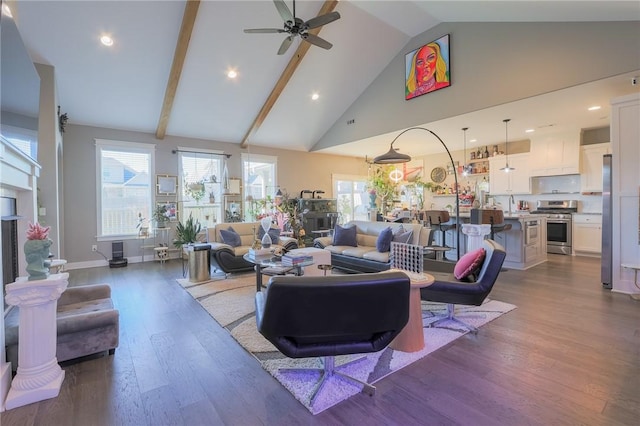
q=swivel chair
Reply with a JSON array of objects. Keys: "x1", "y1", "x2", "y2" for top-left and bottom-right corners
[
  {"x1": 420, "y1": 239, "x2": 506, "y2": 333},
  {"x1": 255, "y1": 272, "x2": 410, "y2": 407}
]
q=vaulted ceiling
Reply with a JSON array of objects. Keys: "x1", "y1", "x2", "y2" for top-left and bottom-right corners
[{"x1": 7, "y1": 1, "x2": 640, "y2": 157}]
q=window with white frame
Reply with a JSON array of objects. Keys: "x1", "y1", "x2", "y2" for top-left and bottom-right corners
[
  {"x1": 178, "y1": 149, "x2": 225, "y2": 227},
  {"x1": 95, "y1": 139, "x2": 155, "y2": 239},
  {"x1": 332, "y1": 174, "x2": 369, "y2": 223},
  {"x1": 242, "y1": 153, "x2": 277, "y2": 221}
]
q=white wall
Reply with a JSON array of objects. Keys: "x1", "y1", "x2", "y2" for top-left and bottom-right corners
[
  {"x1": 314, "y1": 21, "x2": 640, "y2": 151},
  {"x1": 611, "y1": 93, "x2": 640, "y2": 295}
]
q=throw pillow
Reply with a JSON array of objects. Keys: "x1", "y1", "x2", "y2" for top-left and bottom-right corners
[
  {"x1": 219, "y1": 226, "x2": 241, "y2": 247},
  {"x1": 393, "y1": 229, "x2": 413, "y2": 244},
  {"x1": 392, "y1": 224, "x2": 405, "y2": 236},
  {"x1": 332, "y1": 224, "x2": 358, "y2": 247},
  {"x1": 376, "y1": 226, "x2": 394, "y2": 252},
  {"x1": 454, "y1": 248, "x2": 486, "y2": 281},
  {"x1": 257, "y1": 226, "x2": 280, "y2": 245}
]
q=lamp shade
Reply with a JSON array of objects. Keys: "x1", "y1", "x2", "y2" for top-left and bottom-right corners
[{"x1": 373, "y1": 144, "x2": 411, "y2": 164}]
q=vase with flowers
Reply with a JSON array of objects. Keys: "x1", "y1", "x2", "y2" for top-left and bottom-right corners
[{"x1": 24, "y1": 222, "x2": 53, "y2": 281}]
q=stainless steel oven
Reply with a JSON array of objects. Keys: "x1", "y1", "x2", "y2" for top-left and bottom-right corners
[
  {"x1": 531, "y1": 200, "x2": 577, "y2": 255},
  {"x1": 545, "y1": 215, "x2": 572, "y2": 254}
]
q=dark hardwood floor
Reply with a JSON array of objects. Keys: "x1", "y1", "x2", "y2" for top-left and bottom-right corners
[{"x1": 2, "y1": 254, "x2": 639, "y2": 425}]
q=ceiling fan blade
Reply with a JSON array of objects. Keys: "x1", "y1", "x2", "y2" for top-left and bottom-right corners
[
  {"x1": 273, "y1": 0, "x2": 293, "y2": 23},
  {"x1": 278, "y1": 36, "x2": 294, "y2": 55},
  {"x1": 301, "y1": 33, "x2": 333, "y2": 50},
  {"x1": 244, "y1": 28, "x2": 286, "y2": 34},
  {"x1": 305, "y1": 11, "x2": 340, "y2": 30}
]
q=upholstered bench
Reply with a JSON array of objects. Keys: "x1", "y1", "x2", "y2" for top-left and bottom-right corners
[{"x1": 5, "y1": 283, "x2": 119, "y2": 370}]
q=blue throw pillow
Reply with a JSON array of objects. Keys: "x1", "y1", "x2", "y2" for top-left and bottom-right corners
[
  {"x1": 393, "y1": 229, "x2": 413, "y2": 244},
  {"x1": 332, "y1": 224, "x2": 358, "y2": 247},
  {"x1": 220, "y1": 226, "x2": 241, "y2": 247},
  {"x1": 376, "y1": 226, "x2": 393, "y2": 252},
  {"x1": 258, "y1": 226, "x2": 280, "y2": 245}
]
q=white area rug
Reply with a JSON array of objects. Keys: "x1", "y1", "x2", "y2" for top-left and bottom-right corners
[{"x1": 177, "y1": 275, "x2": 516, "y2": 415}]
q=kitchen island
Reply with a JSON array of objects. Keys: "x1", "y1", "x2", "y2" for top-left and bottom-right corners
[
  {"x1": 499, "y1": 214, "x2": 547, "y2": 270},
  {"x1": 444, "y1": 211, "x2": 547, "y2": 270}
]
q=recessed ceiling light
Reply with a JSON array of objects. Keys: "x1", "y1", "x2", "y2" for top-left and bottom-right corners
[
  {"x1": 469, "y1": 138, "x2": 477, "y2": 143},
  {"x1": 227, "y1": 70, "x2": 237, "y2": 79},
  {"x1": 525, "y1": 129, "x2": 535, "y2": 133},
  {"x1": 588, "y1": 105, "x2": 601, "y2": 111},
  {"x1": 311, "y1": 93, "x2": 319, "y2": 101},
  {"x1": 2, "y1": 4, "x2": 13, "y2": 18},
  {"x1": 100, "y1": 35, "x2": 114, "y2": 47}
]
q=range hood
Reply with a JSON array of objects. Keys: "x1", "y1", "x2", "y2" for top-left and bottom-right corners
[{"x1": 531, "y1": 175, "x2": 581, "y2": 195}]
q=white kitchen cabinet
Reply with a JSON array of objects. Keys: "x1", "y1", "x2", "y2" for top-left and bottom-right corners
[
  {"x1": 580, "y1": 143, "x2": 611, "y2": 193},
  {"x1": 488, "y1": 153, "x2": 531, "y2": 195},
  {"x1": 572, "y1": 214, "x2": 602, "y2": 255},
  {"x1": 530, "y1": 133, "x2": 580, "y2": 176}
]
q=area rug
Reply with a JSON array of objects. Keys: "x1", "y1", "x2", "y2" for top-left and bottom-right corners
[{"x1": 177, "y1": 275, "x2": 516, "y2": 415}]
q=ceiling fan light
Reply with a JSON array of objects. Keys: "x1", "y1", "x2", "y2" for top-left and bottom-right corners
[{"x1": 373, "y1": 145, "x2": 411, "y2": 164}]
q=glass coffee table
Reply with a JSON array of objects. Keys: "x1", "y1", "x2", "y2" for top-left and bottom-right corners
[{"x1": 243, "y1": 253, "x2": 314, "y2": 291}]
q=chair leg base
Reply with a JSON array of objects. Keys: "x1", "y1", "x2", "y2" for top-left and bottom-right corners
[
  {"x1": 426, "y1": 304, "x2": 479, "y2": 334},
  {"x1": 279, "y1": 355, "x2": 375, "y2": 407}
]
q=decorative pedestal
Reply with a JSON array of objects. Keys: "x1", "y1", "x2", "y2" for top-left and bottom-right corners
[
  {"x1": 462, "y1": 224, "x2": 491, "y2": 252},
  {"x1": 4, "y1": 273, "x2": 68, "y2": 410}
]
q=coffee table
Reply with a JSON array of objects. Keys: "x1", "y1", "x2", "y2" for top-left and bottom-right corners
[
  {"x1": 388, "y1": 269, "x2": 435, "y2": 353},
  {"x1": 243, "y1": 253, "x2": 314, "y2": 291}
]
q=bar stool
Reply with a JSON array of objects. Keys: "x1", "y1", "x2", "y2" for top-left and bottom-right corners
[
  {"x1": 487, "y1": 210, "x2": 512, "y2": 240},
  {"x1": 425, "y1": 210, "x2": 456, "y2": 248}
]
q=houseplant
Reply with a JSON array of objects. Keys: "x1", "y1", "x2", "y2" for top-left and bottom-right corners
[
  {"x1": 152, "y1": 204, "x2": 170, "y2": 228},
  {"x1": 24, "y1": 221, "x2": 53, "y2": 281},
  {"x1": 173, "y1": 213, "x2": 202, "y2": 248}
]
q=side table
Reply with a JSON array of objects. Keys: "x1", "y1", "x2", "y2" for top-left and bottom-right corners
[{"x1": 388, "y1": 269, "x2": 434, "y2": 353}]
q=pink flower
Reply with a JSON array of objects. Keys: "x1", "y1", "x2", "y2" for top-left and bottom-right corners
[{"x1": 26, "y1": 222, "x2": 50, "y2": 240}]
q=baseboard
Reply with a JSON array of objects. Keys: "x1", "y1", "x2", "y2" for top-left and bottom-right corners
[{"x1": 0, "y1": 361, "x2": 11, "y2": 412}]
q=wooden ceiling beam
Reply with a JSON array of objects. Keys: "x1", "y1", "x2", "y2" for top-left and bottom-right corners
[
  {"x1": 155, "y1": 0, "x2": 200, "y2": 140},
  {"x1": 240, "y1": 0, "x2": 339, "y2": 149}
]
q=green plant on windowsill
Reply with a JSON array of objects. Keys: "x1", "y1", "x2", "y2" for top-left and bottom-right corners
[{"x1": 173, "y1": 214, "x2": 202, "y2": 248}]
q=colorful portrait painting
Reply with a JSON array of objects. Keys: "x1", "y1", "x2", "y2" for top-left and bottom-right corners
[{"x1": 405, "y1": 34, "x2": 451, "y2": 100}]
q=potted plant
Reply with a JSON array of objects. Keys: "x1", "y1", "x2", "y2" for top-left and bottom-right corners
[
  {"x1": 173, "y1": 213, "x2": 202, "y2": 248},
  {"x1": 152, "y1": 204, "x2": 170, "y2": 228}
]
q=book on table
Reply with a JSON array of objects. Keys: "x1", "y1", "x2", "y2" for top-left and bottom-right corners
[
  {"x1": 281, "y1": 254, "x2": 313, "y2": 266},
  {"x1": 248, "y1": 248, "x2": 273, "y2": 261}
]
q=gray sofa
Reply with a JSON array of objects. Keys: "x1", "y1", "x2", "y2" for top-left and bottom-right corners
[
  {"x1": 5, "y1": 283, "x2": 119, "y2": 370},
  {"x1": 207, "y1": 222, "x2": 299, "y2": 274},
  {"x1": 313, "y1": 220, "x2": 434, "y2": 273}
]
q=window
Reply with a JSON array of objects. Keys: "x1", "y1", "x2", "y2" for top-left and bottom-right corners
[
  {"x1": 95, "y1": 139, "x2": 155, "y2": 239},
  {"x1": 332, "y1": 174, "x2": 369, "y2": 223},
  {"x1": 178, "y1": 149, "x2": 224, "y2": 227},
  {"x1": 242, "y1": 153, "x2": 277, "y2": 221}
]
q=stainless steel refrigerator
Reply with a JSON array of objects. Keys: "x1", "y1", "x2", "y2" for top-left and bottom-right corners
[{"x1": 601, "y1": 154, "x2": 612, "y2": 289}]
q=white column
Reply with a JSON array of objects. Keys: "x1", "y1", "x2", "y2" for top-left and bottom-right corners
[
  {"x1": 4, "y1": 273, "x2": 68, "y2": 410},
  {"x1": 462, "y1": 224, "x2": 491, "y2": 252}
]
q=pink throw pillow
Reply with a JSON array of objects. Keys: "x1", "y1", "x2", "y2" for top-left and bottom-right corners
[{"x1": 454, "y1": 248, "x2": 486, "y2": 280}]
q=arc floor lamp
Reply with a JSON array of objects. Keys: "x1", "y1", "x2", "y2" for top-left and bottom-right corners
[{"x1": 374, "y1": 127, "x2": 461, "y2": 260}]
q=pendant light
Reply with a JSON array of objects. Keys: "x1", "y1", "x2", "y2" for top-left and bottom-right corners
[
  {"x1": 461, "y1": 127, "x2": 470, "y2": 176},
  {"x1": 500, "y1": 119, "x2": 515, "y2": 173}
]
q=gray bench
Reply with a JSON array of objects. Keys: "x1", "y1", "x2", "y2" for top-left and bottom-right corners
[{"x1": 5, "y1": 283, "x2": 119, "y2": 370}]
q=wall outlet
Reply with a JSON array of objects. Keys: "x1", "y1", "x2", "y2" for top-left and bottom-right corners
[{"x1": 92, "y1": 245, "x2": 97, "y2": 252}]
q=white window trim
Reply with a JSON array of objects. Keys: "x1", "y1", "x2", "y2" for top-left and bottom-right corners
[{"x1": 95, "y1": 139, "x2": 156, "y2": 241}]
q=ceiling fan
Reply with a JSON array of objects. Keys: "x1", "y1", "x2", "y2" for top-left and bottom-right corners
[{"x1": 244, "y1": 0, "x2": 340, "y2": 55}]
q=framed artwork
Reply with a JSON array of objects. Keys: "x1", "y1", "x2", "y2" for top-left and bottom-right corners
[
  {"x1": 156, "y1": 175, "x2": 177, "y2": 195},
  {"x1": 405, "y1": 34, "x2": 451, "y2": 100},
  {"x1": 158, "y1": 201, "x2": 178, "y2": 221}
]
